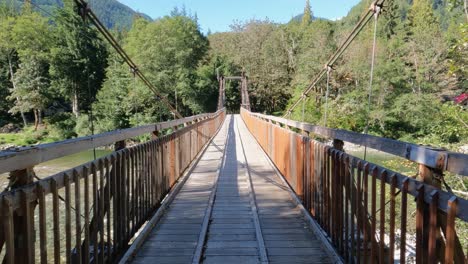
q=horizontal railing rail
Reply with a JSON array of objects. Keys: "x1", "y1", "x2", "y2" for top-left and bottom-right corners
[
  {"x1": 241, "y1": 108, "x2": 467, "y2": 264},
  {"x1": 247, "y1": 112, "x2": 468, "y2": 176},
  {"x1": 0, "y1": 110, "x2": 225, "y2": 175},
  {"x1": 0, "y1": 109, "x2": 226, "y2": 264}
]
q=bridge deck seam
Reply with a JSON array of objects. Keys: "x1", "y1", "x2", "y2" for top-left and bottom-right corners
[
  {"x1": 191, "y1": 116, "x2": 231, "y2": 264},
  {"x1": 235, "y1": 118, "x2": 269, "y2": 263}
]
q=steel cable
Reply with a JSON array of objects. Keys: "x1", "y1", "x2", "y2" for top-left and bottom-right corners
[
  {"x1": 363, "y1": 6, "x2": 380, "y2": 161},
  {"x1": 74, "y1": 0, "x2": 183, "y2": 119},
  {"x1": 284, "y1": 0, "x2": 385, "y2": 118}
]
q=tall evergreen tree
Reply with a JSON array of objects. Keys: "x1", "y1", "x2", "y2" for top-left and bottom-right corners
[
  {"x1": 49, "y1": 0, "x2": 107, "y2": 117},
  {"x1": 406, "y1": 0, "x2": 445, "y2": 93},
  {"x1": 302, "y1": 0, "x2": 312, "y2": 26}
]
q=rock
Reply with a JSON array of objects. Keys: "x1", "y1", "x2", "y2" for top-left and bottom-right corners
[
  {"x1": 459, "y1": 144, "x2": 468, "y2": 154},
  {"x1": 0, "y1": 123, "x2": 21, "y2": 134},
  {"x1": 0, "y1": 144, "x2": 16, "y2": 151}
]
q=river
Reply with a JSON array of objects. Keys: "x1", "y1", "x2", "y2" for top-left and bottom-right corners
[{"x1": 0, "y1": 149, "x2": 112, "y2": 190}]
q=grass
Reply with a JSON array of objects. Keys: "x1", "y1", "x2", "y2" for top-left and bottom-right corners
[{"x1": 0, "y1": 126, "x2": 63, "y2": 147}]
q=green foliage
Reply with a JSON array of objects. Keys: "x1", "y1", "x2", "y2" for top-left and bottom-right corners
[
  {"x1": 7, "y1": 0, "x2": 151, "y2": 29},
  {"x1": 302, "y1": 0, "x2": 313, "y2": 26},
  {"x1": 47, "y1": 112, "x2": 77, "y2": 139},
  {"x1": 0, "y1": 0, "x2": 466, "y2": 152},
  {"x1": 8, "y1": 59, "x2": 49, "y2": 116},
  {"x1": 92, "y1": 12, "x2": 212, "y2": 132},
  {"x1": 49, "y1": 1, "x2": 108, "y2": 117}
]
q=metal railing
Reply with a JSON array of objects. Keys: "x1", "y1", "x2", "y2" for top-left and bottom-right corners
[
  {"x1": 241, "y1": 108, "x2": 467, "y2": 264},
  {"x1": 0, "y1": 109, "x2": 226, "y2": 264}
]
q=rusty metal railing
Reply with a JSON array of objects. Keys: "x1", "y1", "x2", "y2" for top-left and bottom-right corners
[
  {"x1": 241, "y1": 108, "x2": 467, "y2": 264},
  {"x1": 0, "y1": 109, "x2": 225, "y2": 263}
]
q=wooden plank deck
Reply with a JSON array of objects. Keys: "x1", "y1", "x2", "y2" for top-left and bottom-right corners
[{"x1": 128, "y1": 115, "x2": 335, "y2": 264}]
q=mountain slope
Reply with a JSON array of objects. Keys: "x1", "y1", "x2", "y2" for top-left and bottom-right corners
[{"x1": 19, "y1": 0, "x2": 152, "y2": 29}]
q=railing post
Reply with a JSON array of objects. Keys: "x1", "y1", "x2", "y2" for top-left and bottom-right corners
[
  {"x1": 417, "y1": 152, "x2": 465, "y2": 263},
  {"x1": 152, "y1": 130, "x2": 160, "y2": 139},
  {"x1": 8, "y1": 168, "x2": 36, "y2": 264},
  {"x1": 332, "y1": 139, "x2": 344, "y2": 151},
  {"x1": 420, "y1": 149, "x2": 444, "y2": 263},
  {"x1": 173, "y1": 125, "x2": 180, "y2": 183},
  {"x1": 113, "y1": 140, "x2": 125, "y2": 254},
  {"x1": 115, "y1": 140, "x2": 126, "y2": 151}
]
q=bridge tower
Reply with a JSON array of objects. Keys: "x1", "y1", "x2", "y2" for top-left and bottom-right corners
[
  {"x1": 240, "y1": 72, "x2": 251, "y2": 111},
  {"x1": 217, "y1": 75, "x2": 225, "y2": 110},
  {"x1": 217, "y1": 72, "x2": 251, "y2": 111}
]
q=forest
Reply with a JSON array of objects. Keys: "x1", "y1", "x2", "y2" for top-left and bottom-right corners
[{"x1": 0, "y1": 0, "x2": 467, "y2": 153}]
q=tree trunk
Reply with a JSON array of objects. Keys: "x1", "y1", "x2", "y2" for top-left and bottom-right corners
[
  {"x1": 7, "y1": 54, "x2": 27, "y2": 127},
  {"x1": 464, "y1": 0, "x2": 468, "y2": 22},
  {"x1": 411, "y1": 45, "x2": 421, "y2": 93},
  {"x1": 33, "y1": 109, "x2": 39, "y2": 131},
  {"x1": 72, "y1": 84, "x2": 79, "y2": 117},
  {"x1": 38, "y1": 109, "x2": 42, "y2": 125}
]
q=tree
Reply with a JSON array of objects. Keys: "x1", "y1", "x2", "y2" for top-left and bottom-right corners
[
  {"x1": 0, "y1": 4, "x2": 51, "y2": 126},
  {"x1": 123, "y1": 13, "x2": 208, "y2": 117},
  {"x1": 302, "y1": 0, "x2": 313, "y2": 26},
  {"x1": 0, "y1": 15, "x2": 27, "y2": 126},
  {"x1": 406, "y1": 0, "x2": 446, "y2": 93},
  {"x1": 209, "y1": 20, "x2": 292, "y2": 114},
  {"x1": 8, "y1": 59, "x2": 49, "y2": 130},
  {"x1": 50, "y1": 0, "x2": 108, "y2": 118}
]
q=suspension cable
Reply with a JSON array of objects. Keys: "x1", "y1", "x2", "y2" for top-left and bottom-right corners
[
  {"x1": 323, "y1": 65, "x2": 332, "y2": 126},
  {"x1": 87, "y1": 71, "x2": 97, "y2": 160},
  {"x1": 73, "y1": 0, "x2": 183, "y2": 119},
  {"x1": 283, "y1": 0, "x2": 385, "y2": 118},
  {"x1": 301, "y1": 95, "x2": 306, "y2": 122},
  {"x1": 363, "y1": 4, "x2": 381, "y2": 161}
]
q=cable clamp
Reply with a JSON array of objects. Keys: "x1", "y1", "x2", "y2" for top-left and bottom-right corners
[
  {"x1": 370, "y1": 2, "x2": 382, "y2": 18},
  {"x1": 78, "y1": 2, "x2": 90, "y2": 21},
  {"x1": 130, "y1": 66, "x2": 138, "y2": 77},
  {"x1": 325, "y1": 65, "x2": 333, "y2": 73}
]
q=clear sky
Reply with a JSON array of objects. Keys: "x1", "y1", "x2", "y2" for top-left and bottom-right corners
[{"x1": 118, "y1": 0, "x2": 361, "y2": 33}]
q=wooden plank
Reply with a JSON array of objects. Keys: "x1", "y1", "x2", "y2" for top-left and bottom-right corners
[
  {"x1": 204, "y1": 248, "x2": 259, "y2": 256},
  {"x1": 137, "y1": 248, "x2": 195, "y2": 256},
  {"x1": 269, "y1": 255, "x2": 331, "y2": 264},
  {"x1": 91, "y1": 163, "x2": 98, "y2": 264},
  {"x1": 51, "y1": 180, "x2": 61, "y2": 264},
  {"x1": 203, "y1": 256, "x2": 260, "y2": 264},
  {"x1": 138, "y1": 241, "x2": 197, "y2": 249},
  {"x1": 22, "y1": 189, "x2": 35, "y2": 263},
  {"x1": 38, "y1": 184, "x2": 48, "y2": 264},
  {"x1": 104, "y1": 158, "x2": 112, "y2": 262},
  {"x1": 444, "y1": 197, "x2": 457, "y2": 264},
  {"x1": 147, "y1": 235, "x2": 199, "y2": 242},
  {"x1": 83, "y1": 166, "x2": 90, "y2": 264},
  {"x1": 64, "y1": 174, "x2": 72, "y2": 264},
  {"x1": 264, "y1": 240, "x2": 320, "y2": 248},
  {"x1": 132, "y1": 256, "x2": 192, "y2": 264},
  {"x1": 74, "y1": 170, "x2": 82, "y2": 263},
  {"x1": 208, "y1": 234, "x2": 257, "y2": 241},
  {"x1": 3, "y1": 196, "x2": 15, "y2": 264},
  {"x1": 267, "y1": 247, "x2": 326, "y2": 256},
  {"x1": 205, "y1": 241, "x2": 258, "y2": 248},
  {"x1": 98, "y1": 160, "x2": 105, "y2": 264}
]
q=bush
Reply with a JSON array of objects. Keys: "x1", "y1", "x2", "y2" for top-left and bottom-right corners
[{"x1": 47, "y1": 112, "x2": 77, "y2": 140}]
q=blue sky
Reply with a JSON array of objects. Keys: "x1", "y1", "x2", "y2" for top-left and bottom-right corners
[{"x1": 118, "y1": 0, "x2": 361, "y2": 33}]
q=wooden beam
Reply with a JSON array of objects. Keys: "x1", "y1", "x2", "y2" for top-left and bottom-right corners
[
  {"x1": 0, "y1": 110, "x2": 225, "y2": 174},
  {"x1": 248, "y1": 112, "x2": 468, "y2": 176}
]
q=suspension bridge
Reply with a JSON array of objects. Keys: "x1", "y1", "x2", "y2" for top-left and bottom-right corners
[{"x1": 1, "y1": 0, "x2": 467, "y2": 263}]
